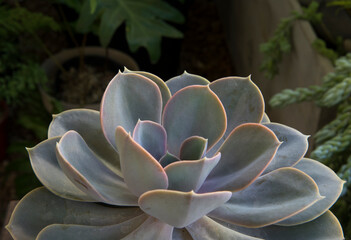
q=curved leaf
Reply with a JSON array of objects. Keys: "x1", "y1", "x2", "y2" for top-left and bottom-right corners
[
  {"x1": 277, "y1": 158, "x2": 345, "y2": 225},
  {"x1": 179, "y1": 136, "x2": 208, "y2": 160},
  {"x1": 6, "y1": 187, "x2": 143, "y2": 240},
  {"x1": 261, "y1": 113, "x2": 270, "y2": 123},
  {"x1": 48, "y1": 109, "x2": 121, "y2": 175},
  {"x1": 122, "y1": 217, "x2": 174, "y2": 240},
  {"x1": 133, "y1": 120, "x2": 167, "y2": 160},
  {"x1": 101, "y1": 72, "x2": 162, "y2": 148},
  {"x1": 56, "y1": 131, "x2": 138, "y2": 205},
  {"x1": 28, "y1": 137, "x2": 94, "y2": 202},
  {"x1": 165, "y1": 71, "x2": 209, "y2": 95},
  {"x1": 186, "y1": 216, "x2": 262, "y2": 240},
  {"x1": 224, "y1": 211, "x2": 344, "y2": 240},
  {"x1": 99, "y1": 7, "x2": 125, "y2": 47},
  {"x1": 36, "y1": 215, "x2": 148, "y2": 240},
  {"x1": 209, "y1": 76, "x2": 264, "y2": 137},
  {"x1": 163, "y1": 85, "x2": 226, "y2": 156},
  {"x1": 165, "y1": 153, "x2": 221, "y2": 192},
  {"x1": 201, "y1": 123, "x2": 280, "y2": 192},
  {"x1": 159, "y1": 151, "x2": 180, "y2": 168},
  {"x1": 124, "y1": 68, "x2": 171, "y2": 109},
  {"x1": 115, "y1": 126, "x2": 168, "y2": 196},
  {"x1": 263, "y1": 123, "x2": 309, "y2": 174},
  {"x1": 139, "y1": 189, "x2": 232, "y2": 228},
  {"x1": 209, "y1": 168, "x2": 323, "y2": 228}
]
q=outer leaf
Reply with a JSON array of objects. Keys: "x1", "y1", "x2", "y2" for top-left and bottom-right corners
[
  {"x1": 209, "y1": 76, "x2": 264, "y2": 137},
  {"x1": 179, "y1": 136, "x2": 208, "y2": 160},
  {"x1": 209, "y1": 168, "x2": 323, "y2": 228},
  {"x1": 165, "y1": 71, "x2": 210, "y2": 95},
  {"x1": 6, "y1": 187, "x2": 143, "y2": 240},
  {"x1": 277, "y1": 158, "x2": 345, "y2": 225},
  {"x1": 224, "y1": 211, "x2": 344, "y2": 240},
  {"x1": 163, "y1": 85, "x2": 226, "y2": 156},
  {"x1": 133, "y1": 120, "x2": 167, "y2": 160},
  {"x1": 116, "y1": 0, "x2": 183, "y2": 62},
  {"x1": 262, "y1": 123, "x2": 309, "y2": 174},
  {"x1": 201, "y1": 123, "x2": 280, "y2": 192},
  {"x1": 28, "y1": 137, "x2": 94, "y2": 202},
  {"x1": 139, "y1": 189, "x2": 232, "y2": 228},
  {"x1": 56, "y1": 131, "x2": 138, "y2": 205},
  {"x1": 165, "y1": 153, "x2": 221, "y2": 192},
  {"x1": 101, "y1": 72, "x2": 162, "y2": 148},
  {"x1": 115, "y1": 126, "x2": 168, "y2": 196},
  {"x1": 261, "y1": 113, "x2": 270, "y2": 123},
  {"x1": 36, "y1": 215, "x2": 148, "y2": 240},
  {"x1": 122, "y1": 217, "x2": 174, "y2": 240},
  {"x1": 99, "y1": 7, "x2": 125, "y2": 47},
  {"x1": 48, "y1": 109, "x2": 121, "y2": 175},
  {"x1": 186, "y1": 216, "x2": 262, "y2": 240},
  {"x1": 124, "y1": 68, "x2": 171, "y2": 109}
]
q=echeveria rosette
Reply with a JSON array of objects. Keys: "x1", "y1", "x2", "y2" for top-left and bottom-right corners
[{"x1": 6, "y1": 71, "x2": 345, "y2": 240}]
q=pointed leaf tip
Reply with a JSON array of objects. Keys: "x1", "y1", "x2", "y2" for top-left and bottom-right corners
[
  {"x1": 139, "y1": 189, "x2": 231, "y2": 228},
  {"x1": 115, "y1": 126, "x2": 168, "y2": 196}
]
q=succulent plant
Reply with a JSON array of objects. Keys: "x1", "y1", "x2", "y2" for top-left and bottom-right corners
[{"x1": 6, "y1": 70, "x2": 345, "y2": 239}]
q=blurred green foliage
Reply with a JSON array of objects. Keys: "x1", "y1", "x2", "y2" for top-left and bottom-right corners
[
  {"x1": 265, "y1": 0, "x2": 351, "y2": 236},
  {"x1": 58, "y1": 0, "x2": 185, "y2": 63},
  {"x1": 0, "y1": 0, "x2": 60, "y2": 105},
  {"x1": 269, "y1": 37, "x2": 351, "y2": 240},
  {"x1": 260, "y1": 2, "x2": 322, "y2": 79}
]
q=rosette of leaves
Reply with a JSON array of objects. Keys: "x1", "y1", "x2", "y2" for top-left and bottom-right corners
[{"x1": 6, "y1": 70, "x2": 344, "y2": 239}]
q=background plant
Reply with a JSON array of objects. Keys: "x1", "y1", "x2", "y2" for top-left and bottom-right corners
[
  {"x1": 262, "y1": 0, "x2": 351, "y2": 237},
  {"x1": 0, "y1": 0, "x2": 60, "y2": 105},
  {"x1": 269, "y1": 35, "x2": 351, "y2": 240},
  {"x1": 259, "y1": 2, "x2": 322, "y2": 79},
  {"x1": 56, "y1": 0, "x2": 185, "y2": 63},
  {"x1": 0, "y1": 0, "x2": 60, "y2": 199}
]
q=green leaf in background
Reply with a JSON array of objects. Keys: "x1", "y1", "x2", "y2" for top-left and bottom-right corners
[
  {"x1": 98, "y1": 0, "x2": 185, "y2": 63},
  {"x1": 75, "y1": 0, "x2": 101, "y2": 34},
  {"x1": 89, "y1": 0, "x2": 97, "y2": 13}
]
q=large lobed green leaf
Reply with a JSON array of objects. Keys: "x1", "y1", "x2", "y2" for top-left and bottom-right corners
[{"x1": 97, "y1": 0, "x2": 184, "y2": 62}]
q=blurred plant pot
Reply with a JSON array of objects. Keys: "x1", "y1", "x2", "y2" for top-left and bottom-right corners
[
  {"x1": 0, "y1": 102, "x2": 9, "y2": 162},
  {"x1": 40, "y1": 47, "x2": 139, "y2": 113}
]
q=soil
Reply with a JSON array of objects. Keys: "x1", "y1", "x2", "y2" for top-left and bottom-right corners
[{"x1": 58, "y1": 65, "x2": 115, "y2": 105}]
